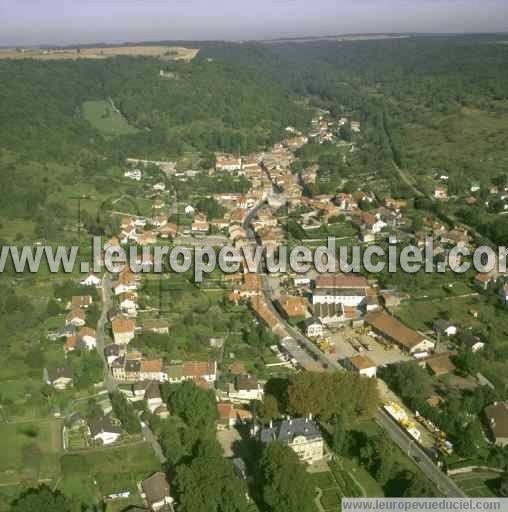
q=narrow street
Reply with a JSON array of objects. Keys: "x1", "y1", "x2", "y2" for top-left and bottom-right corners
[{"x1": 96, "y1": 273, "x2": 167, "y2": 464}]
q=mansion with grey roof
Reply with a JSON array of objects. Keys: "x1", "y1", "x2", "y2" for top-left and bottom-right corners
[{"x1": 260, "y1": 417, "x2": 324, "y2": 463}]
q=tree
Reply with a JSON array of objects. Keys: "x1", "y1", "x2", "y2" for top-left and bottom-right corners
[
  {"x1": 332, "y1": 414, "x2": 347, "y2": 455},
  {"x1": 403, "y1": 473, "x2": 437, "y2": 497},
  {"x1": 255, "y1": 395, "x2": 280, "y2": 424},
  {"x1": 454, "y1": 419, "x2": 486, "y2": 457},
  {"x1": 175, "y1": 439, "x2": 250, "y2": 512},
  {"x1": 453, "y1": 351, "x2": 482, "y2": 377},
  {"x1": 110, "y1": 391, "x2": 140, "y2": 434},
  {"x1": 361, "y1": 435, "x2": 396, "y2": 484},
  {"x1": 164, "y1": 381, "x2": 217, "y2": 433},
  {"x1": 380, "y1": 362, "x2": 433, "y2": 410},
  {"x1": 11, "y1": 486, "x2": 72, "y2": 512},
  {"x1": 260, "y1": 442, "x2": 315, "y2": 512},
  {"x1": 286, "y1": 372, "x2": 379, "y2": 422}
]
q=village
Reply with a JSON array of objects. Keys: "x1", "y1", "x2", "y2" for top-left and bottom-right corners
[{"x1": 29, "y1": 106, "x2": 508, "y2": 510}]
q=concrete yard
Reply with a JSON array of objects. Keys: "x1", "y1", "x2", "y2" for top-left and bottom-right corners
[{"x1": 326, "y1": 326, "x2": 411, "y2": 368}]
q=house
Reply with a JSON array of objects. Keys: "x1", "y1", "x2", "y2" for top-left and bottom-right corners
[
  {"x1": 294, "y1": 275, "x2": 311, "y2": 287},
  {"x1": 460, "y1": 332, "x2": 485, "y2": 353},
  {"x1": 215, "y1": 154, "x2": 242, "y2": 172},
  {"x1": 425, "y1": 354, "x2": 456, "y2": 377},
  {"x1": 433, "y1": 320, "x2": 457, "y2": 337},
  {"x1": 112, "y1": 318, "x2": 136, "y2": 345},
  {"x1": 277, "y1": 295, "x2": 308, "y2": 321},
  {"x1": 143, "y1": 319, "x2": 170, "y2": 334},
  {"x1": 80, "y1": 273, "x2": 102, "y2": 287},
  {"x1": 346, "y1": 355, "x2": 377, "y2": 378},
  {"x1": 365, "y1": 311, "x2": 435, "y2": 355},
  {"x1": 228, "y1": 375, "x2": 264, "y2": 402},
  {"x1": 88, "y1": 415, "x2": 122, "y2": 446},
  {"x1": 47, "y1": 366, "x2": 74, "y2": 390},
  {"x1": 475, "y1": 273, "x2": 494, "y2": 290},
  {"x1": 124, "y1": 169, "x2": 142, "y2": 181},
  {"x1": 166, "y1": 361, "x2": 217, "y2": 384},
  {"x1": 485, "y1": 402, "x2": 508, "y2": 447},
  {"x1": 184, "y1": 204, "x2": 195, "y2": 215},
  {"x1": 140, "y1": 359, "x2": 166, "y2": 382},
  {"x1": 217, "y1": 403, "x2": 237, "y2": 430},
  {"x1": 470, "y1": 181, "x2": 481, "y2": 193},
  {"x1": 145, "y1": 381, "x2": 163, "y2": 413},
  {"x1": 303, "y1": 317, "x2": 324, "y2": 338},
  {"x1": 159, "y1": 222, "x2": 178, "y2": 239},
  {"x1": 191, "y1": 214, "x2": 209, "y2": 234},
  {"x1": 360, "y1": 212, "x2": 386, "y2": 234},
  {"x1": 434, "y1": 186, "x2": 448, "y2": 200},
  {"x1": 140, "y1": 472, "x2": 173, "y2": 512},
  {"x1": 71, "y1": 295, "x2": 93, "y2": 309},
  {"x1": 78, "y1": 327, "x2": 97, "y2": 350},
  {"x1": 104, "y1": 344, "x2": 121, "y2": 365},
  {"x1": 119, "y1": 292, "x2": 138, "y2": 317},
  {"x1": 64, "y1": 336, "x2": 78, "y2": 353},
  {"x1": 260, "y1": 417, "x2": 324, "y2": 463},
  {"x1": 66, "y1": 309, "x2": 86, "y2": 327}
]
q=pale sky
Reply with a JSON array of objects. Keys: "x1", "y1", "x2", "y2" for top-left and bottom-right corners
[{"x1": 1, "y1": 0, "x2": 507, "y2": 46}]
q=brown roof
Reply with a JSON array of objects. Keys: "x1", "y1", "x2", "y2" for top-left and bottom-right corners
[
  {"x1": 350, "y1": 355, "x2": 376, "y2": 370},
  {"x1": 365, "y1": 311, "x2": 425, "y2": 350},
  {"x1": 229, "y1": 362, "x2": 246, "y2": 375},
  {"x1": 315, "y1": 274, "x2": 370, "y2": 290},
  {"x1": 217, "y1": 402, "x2": 236, "y2": 421},
  {"x1": 112, "y1": 318, "x2": 135, "y2": 334},
  {"x1": 485, "y1": 402, "x2": 508, "y2": 441},
  {"x1": 141, "y1": 472, "x2": 171, "y2": 506},
  {"x1": 140, "y1": 359, "x2": 163, "y2": 374},
  {"x1": 66, "y1": 309, "x2": 86, "y2": 322},
  {"x1": 78, "y1": 327, "x2": 96, "y2": 338},
  {"x1": 425, "y1": 354, "x2": 456, "y2": 376},
  {"x1": 278, "y1": 295, "x2": 308, "y2": 318},
  {"x1": 183, "y1": 361, "x2": 216, "y2": 378},
  {"x1": 71, "y1": 295, "x2": 92, "y2": 308},
  {"x1": 236, "y1": 375, "x2": 259, "y2": 391},
  {"x1": 65, "y1": 336, "x2": 78, "y2": 351}
]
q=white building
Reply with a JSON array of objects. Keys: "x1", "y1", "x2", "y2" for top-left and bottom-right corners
[
  {"x1": 313, "y1": 288, "x2": 366, "y2": 308},
  {"x1": 80, "y1": 273, "x2": 102, "y2": 287},
  {"x1": 303, "y1": 318, "x2": 324, "y2": 338}
]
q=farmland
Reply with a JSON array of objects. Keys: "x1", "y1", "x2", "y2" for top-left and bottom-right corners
[{"x1": 0, "y1": 46, "x2": 199, "y2": 61}]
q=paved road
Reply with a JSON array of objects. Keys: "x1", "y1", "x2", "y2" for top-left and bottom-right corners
[
  {"x1": 96, "y1": 274, "x2": 167, "y2": 464},
  {"x1": 244, "y1": 199, "x2": 464, "y2": 497},
  {"x1": 376, "y1": 410, "x2": 465, "y2": 497},
  {"x1": 96, "y1": 273, "x2": 117, "y2": 393}
]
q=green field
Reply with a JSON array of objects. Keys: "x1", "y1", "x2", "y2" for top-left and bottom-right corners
[{"x1": 82, "y1": 100, "x2": 139, "y2": 137}]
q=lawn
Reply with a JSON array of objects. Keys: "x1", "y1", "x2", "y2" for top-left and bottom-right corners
[
  {"x1": 82, "y1": 100, "x2": 139, "y2": 137},
  {"x1": 453, "y1": 471, "x2": 500, "y2": 497},
  {"x1": 59, "y1": 442, "x2": 161, "y2": 505},
  {"x1": 0, "y1": 420, "x2": 62, "y2": 481}
]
